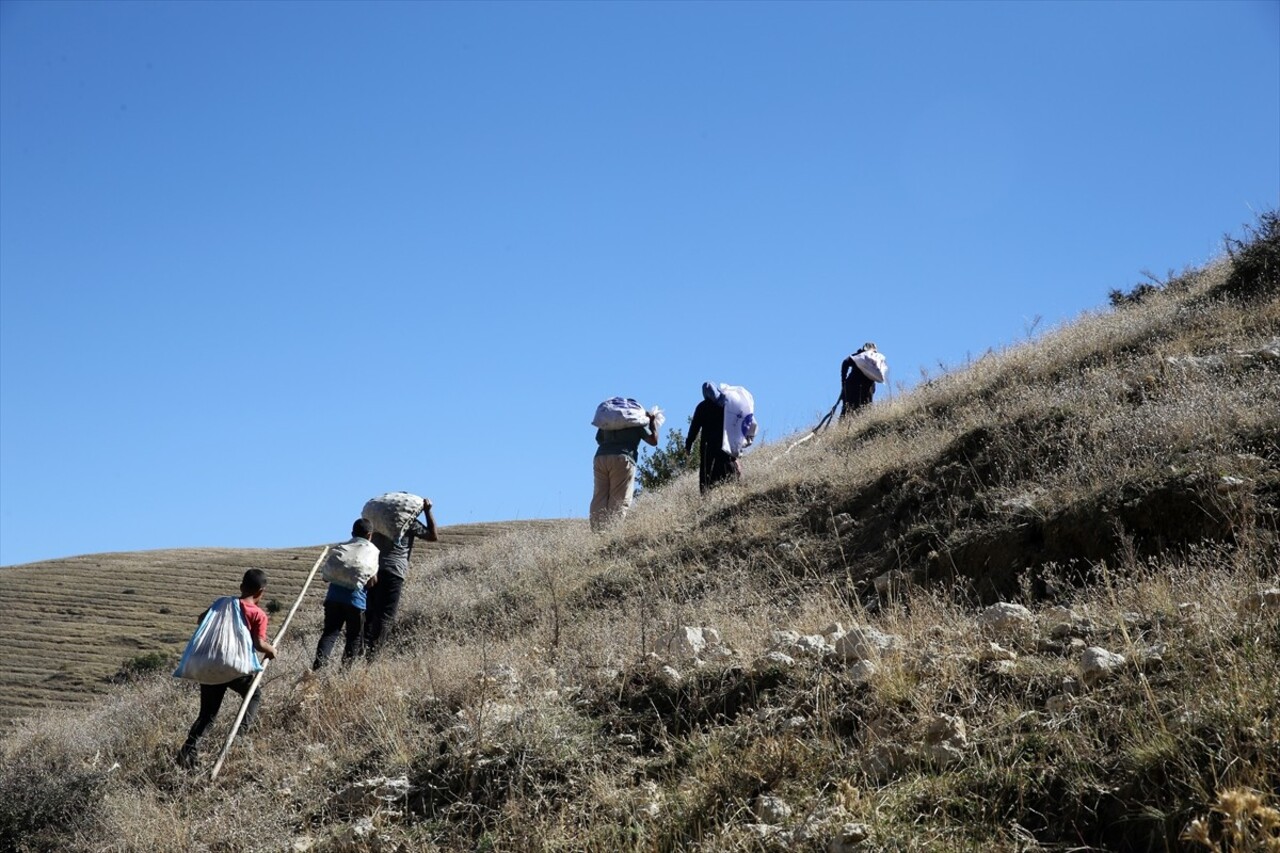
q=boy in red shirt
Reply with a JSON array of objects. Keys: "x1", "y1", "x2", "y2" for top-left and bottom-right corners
[{"x1": 177, "y1": 569, "x2": 277, "y2": 769}]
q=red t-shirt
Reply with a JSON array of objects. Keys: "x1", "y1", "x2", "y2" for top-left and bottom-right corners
[{"x1": 239, "y1": 599, "x2": 268, "y2": 642}]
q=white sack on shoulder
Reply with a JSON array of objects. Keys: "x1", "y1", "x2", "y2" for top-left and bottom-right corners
[
  {"x1": 852, "y1": 350, "x2": 889, "y2": 383},
  {"x1": 173, "y1": 597, "x2": 263, "y2": 684},
  {"x1": 719, "y1": 384, "x2": 756, "y2": 458},
  {"x1": 321, "y1": 537, "x2": 381, "y2": 589},
  {"x1": 362, "y1": 492, "x2": 424, "y2": 542},
  {"x1": 592, "y1": 397, "x2": 650, "y2": 431}
]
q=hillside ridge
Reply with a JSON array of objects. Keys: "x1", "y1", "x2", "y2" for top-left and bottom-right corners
[{"x1": 2, "y1": 219, "x2": 1277, "y2": 852}]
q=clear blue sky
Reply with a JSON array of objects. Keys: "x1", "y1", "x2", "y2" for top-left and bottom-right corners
[{"x1": 2, "y1": 1, "x2": 1277, "y2": 567}]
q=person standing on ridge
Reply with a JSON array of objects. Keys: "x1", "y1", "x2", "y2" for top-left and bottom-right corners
[
  {"x1": 841, "y1": 342, "x2": 886, "y2": 419},
  {"x1": 685, "y1": 381, "x2": 737, "y2": 494},
  {"x1": 364, "y1": 498, "x2": 438, "y2": 657},
  {"x1": 590, "y1": 411, "x2": 659, "y2": 530}
]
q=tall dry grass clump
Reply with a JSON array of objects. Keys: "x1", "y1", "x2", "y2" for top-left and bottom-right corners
[{"x1": 2, "y1": 214, "x2": 1277, "y2": 852}]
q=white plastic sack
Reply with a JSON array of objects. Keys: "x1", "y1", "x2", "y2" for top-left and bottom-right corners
[
  {"x1": 362, "y1": 492, "x2": 425, "y2": 542},
  {"x1": 172, "y1": 597, "x2": 262, "y2": 684},
  {"x1": 719, "y1": 384, "x2": 756, "y2": 458},
  {"x1": 592, "y1": 397, "x2": 650, "y2": 431},
  {"x1": 851, "y1": 350, "x2": 888, "y2": 383},
  {"x1": 320, "y1": 537, "x2": 381, "y2": 589}
]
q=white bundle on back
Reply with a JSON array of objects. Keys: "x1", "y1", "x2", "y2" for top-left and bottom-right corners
[
  {"x1": 320, "y1": 537, "x2": 381, "y2": 589},
  {"x1": 592, "y1": 397, "x2": 650, "y2": 431},
  {"x1": 172, "y1": 597, "x2": 263, "y2": 685},
  {"x1": 362, "y1": 492, "x2": 424, "y2": 542},
  {"x1": 851, "y1": 350, "x2": 889, "y2": 383},
  {"x1": 719, "y1": 384, "x2": 756, "y2": 458}
]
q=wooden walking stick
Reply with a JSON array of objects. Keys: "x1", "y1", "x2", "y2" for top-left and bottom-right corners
[
  {"x1": 209, "y1": 545, "x2": 330, "y2": 780},
  {"x1": 785, "y1": 393, "x2": 843, "y2": 454}
]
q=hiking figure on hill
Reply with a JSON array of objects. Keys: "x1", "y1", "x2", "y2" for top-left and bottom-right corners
[
  {"x1": 176, "y1": 569, "x2": 276, "y2": 769},
  {"x1": 590, "y1": 398, "x2": 660, "y2": 530},
  {"x1": 841, "y1": 342, "x2": 888, "y2": 419},
  {"x1": 364, "y1": 497, "x2": 438, "y2": 657},
  {"x1": 685, "y1": 381, "x2": 738, "y2": 494},
  {"x1": 312, "y1": 519, "x2": 379, "y2": 670}
]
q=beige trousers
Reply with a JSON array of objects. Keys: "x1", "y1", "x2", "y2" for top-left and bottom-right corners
[{"x1": 590, "y1": 454, "x2": 637, "y2": 530}]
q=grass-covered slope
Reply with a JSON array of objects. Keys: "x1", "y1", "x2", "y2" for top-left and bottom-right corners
[
  {"x1": 3, "y1": 219, "x2": 1277, "y2": 852},
  {"x1": 0, "y1": 521, "x2": 569, "y2": 733}
]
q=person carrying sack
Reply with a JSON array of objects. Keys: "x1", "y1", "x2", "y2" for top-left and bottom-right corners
[
  {"x1": 841, "y1": 342, "x2": 888, "y2": 419},
  {"x1": 361, "y1": 495, "x2": 438, "y2": 657},
  {"x1": 685, "y1": 381, "x2": 737, "y2": 494},
  {"x1": 312, "y1": 519, "x2": 380, "y2": 670},
  {"x1": 175, "y1": 569, "x2": 276, "y2": 769},
  {"x1": 590, "y1": 400, "x2": 660, "y2": 530}
]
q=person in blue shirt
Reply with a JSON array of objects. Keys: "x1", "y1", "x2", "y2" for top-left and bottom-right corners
[{"x1": 312, "y1": 519, "x2": 378, "y2": 670}]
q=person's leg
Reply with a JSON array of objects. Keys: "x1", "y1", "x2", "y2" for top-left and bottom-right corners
[
  {"x1": 363, "y1": 573, "x2": 386, "y2": 654},
  {"x1": 180, "y1": 682, "x2": 229, "y2": 764},
  {"x1": 340, "y1": 604, "x2": 364, "y2": 664},
  {"x1": 365, "y1": 574, "x2": 404, "y2": 656},
  {"x1": 606, "y1": 455, "x2": 637, "y2": 521},
  {"x1": 313, "y1": 601, "x2": 346, "y2": 670},
  {"x1": 226, "y1": 673, "x2": 261, "y2": 731},
  {"x1": 589, "y1": 455, "x2": 612, "y2": 530}
]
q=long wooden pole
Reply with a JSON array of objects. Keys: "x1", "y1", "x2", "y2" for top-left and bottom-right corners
[
  {"x1": 210, "y1": 545, "x2": 330, "y2": 780},
  {"x1": 785, "y1": 393, "x2": 843, "y2": 454}
]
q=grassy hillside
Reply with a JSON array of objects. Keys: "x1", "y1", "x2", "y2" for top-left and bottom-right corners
[
  {"x1": 0, "y1": 521, "x2": 570, "y2": 732},
  {"x1": 2, "y1": 218, "x2": 1277, "y2": 852}
]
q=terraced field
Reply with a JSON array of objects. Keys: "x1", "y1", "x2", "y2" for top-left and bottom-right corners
[{"x1": 0, "y1": 520, "x2": 570, "y2": 732}]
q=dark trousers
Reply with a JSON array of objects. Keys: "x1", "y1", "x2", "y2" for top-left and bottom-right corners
[
  {"x1": 840, "y1": 374, "x2": 876, "y2": 419},
  {"x1": 698, "y1": 444, "x2": 737, "y2": 494},
  {"x1": 363, "y1": 572, "x2": 405, "y2": 656},
  {"x1": 313, "y1": 601, "x2": 364, "y2": 670},
  {"x1": 181, "y1": 674, "x2": 259, "y2": 756}
]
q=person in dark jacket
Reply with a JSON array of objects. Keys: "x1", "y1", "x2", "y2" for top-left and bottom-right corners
[
  {"x1": 841, "y1": 342, "x2": 879, "y2": 419},
  {"x1": 363, "y1": 498, "x2": 437, "y2": 657},
  {"x1": 685, "y1": 382, "x2": 737, "y2": 493}
]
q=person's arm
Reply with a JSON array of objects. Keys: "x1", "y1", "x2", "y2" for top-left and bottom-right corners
[
  {"x1": 685, "y1": 405, "x2": 702, "y2": 453},
  {"x1": 841, "y1": 356, "x2": 852, "y2": 386},
  {"x1": 254, "y1": 634, "x2": 277, "y2": 660},
  {"x1": 411, "y1": 499, "x2": 439, "y2": 543},
  {"x1": 643, "y1": 415, "x2": 659, "y2": 447},
  {"x1": 246, "y1": 606, "x2": 276, "y2": 659}
]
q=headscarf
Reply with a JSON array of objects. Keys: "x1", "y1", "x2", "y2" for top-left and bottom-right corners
[{"x1": 702, "y1": 381, "x2": 722, "y2": 405}]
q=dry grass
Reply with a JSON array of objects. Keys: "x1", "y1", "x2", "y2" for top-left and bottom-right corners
[{"x1": 2, "y1": 228, "x2": 1278, "y2": 852}]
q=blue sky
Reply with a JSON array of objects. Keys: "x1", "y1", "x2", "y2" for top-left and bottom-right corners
[{"x1": 1, "y1": 1, "x2": 1277, "y2": 567}]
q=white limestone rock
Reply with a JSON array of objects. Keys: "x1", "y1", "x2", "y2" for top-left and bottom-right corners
[
  {"x1": 828, "y1": 822, "x2": 871, "y2": 852},
  {"x1": 848, "y1": 659, "x2": 878, "y2": 684},
  {"x1": 658, "y1": 626, "x2": 709, "y2": 661},
  {"x1": 1080, "y1": 646, "x2": 1126, "y2": 687},
  {"x1": 835, "y1": 625, "x2": 903, "y2": 662},
  {"x1": 980, "y1": 641, "x2": 1017, "y2": 662},
  {"x1": 980, "y1": 602, "x2": 1035, "y2": 634}
]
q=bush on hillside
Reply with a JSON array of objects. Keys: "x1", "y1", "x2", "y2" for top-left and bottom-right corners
[
  {"x1": 0, "y1": 748, "x2": 106, "y2": 853},
  {"x1": 1221, "y1": 208, "x2": 1280, "y2": 300},
  {"x1": 637, "y1": 424, "x2": 698, "y2": 492},
  {"x1": 109, "y1": 650, "x2": 175, "y2": 683}
]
